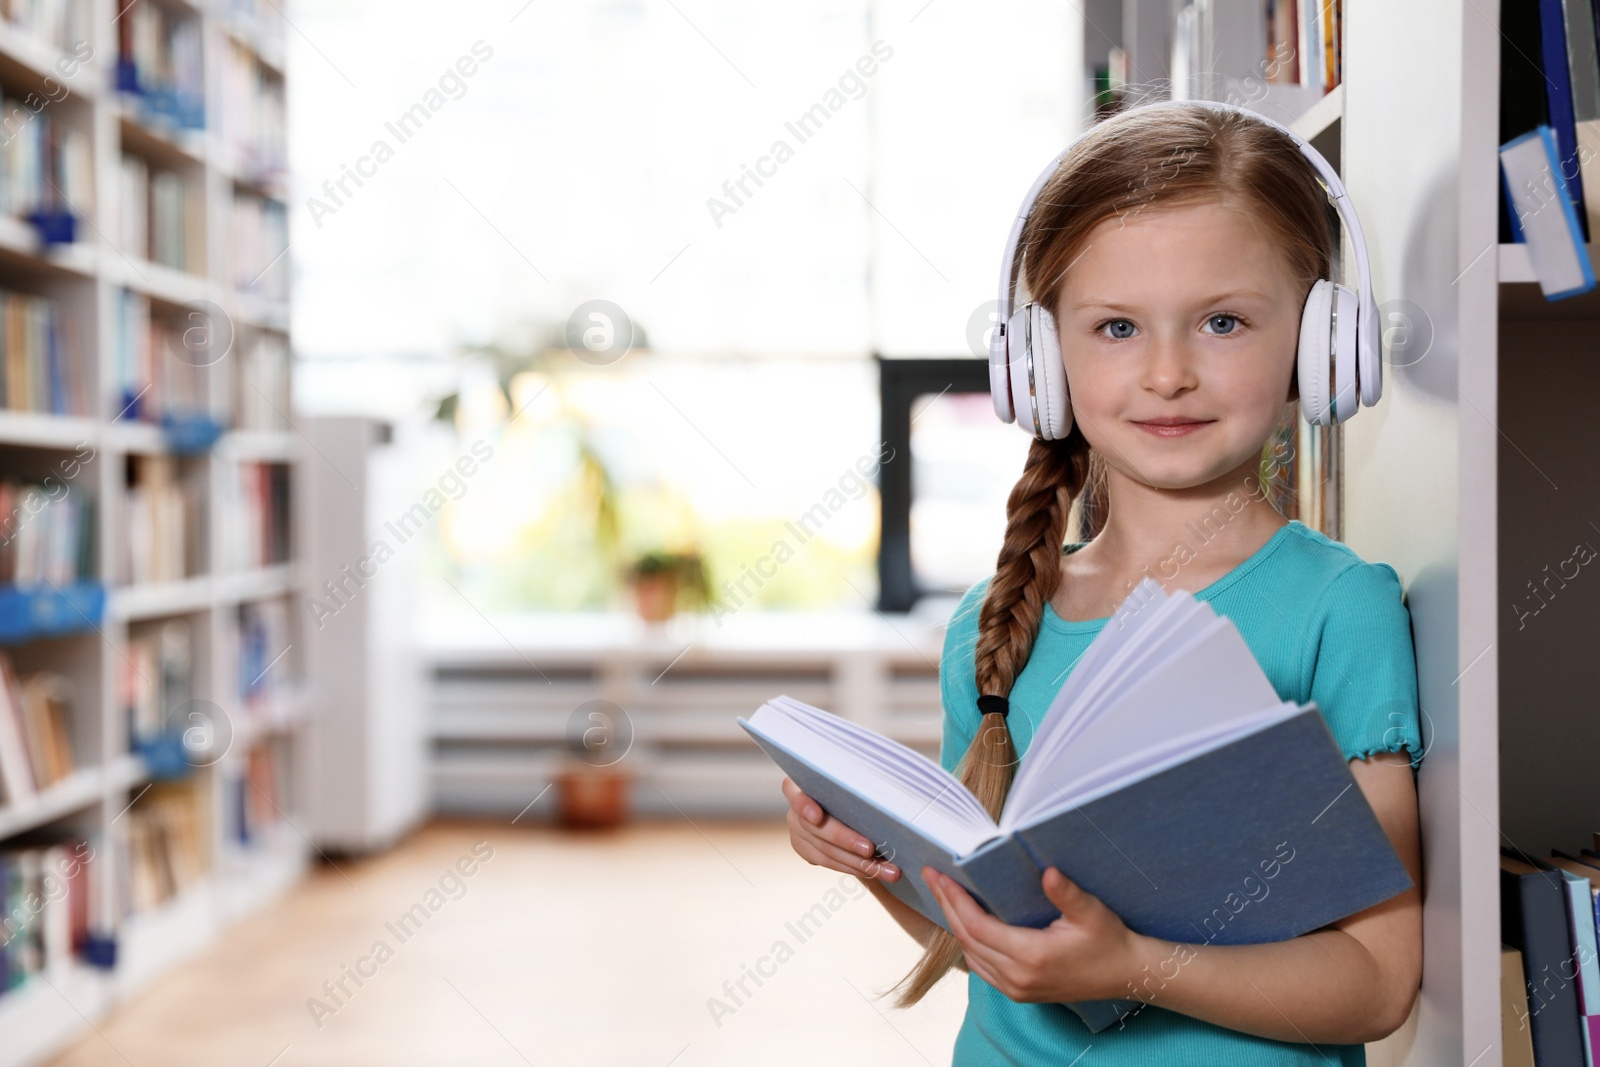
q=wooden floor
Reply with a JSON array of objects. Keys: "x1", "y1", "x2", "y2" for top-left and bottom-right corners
[{"x1": 46, "y1": 818, "x2": 966, "y2": 1067}]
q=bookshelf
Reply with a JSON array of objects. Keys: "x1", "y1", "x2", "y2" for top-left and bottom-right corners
[
  {"x1": 1094, "y1": 0, "x2": 1516, "y2": 1062},
  {"x1": 0, "y1": 3, "x2": 303, "y2": 1065}
]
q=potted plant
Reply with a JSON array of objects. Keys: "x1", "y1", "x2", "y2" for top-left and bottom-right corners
[
  {"x1": 555, "y1": 700, "x2": 634, "y2": 830},
  {"x1": 624, "y1": 549, "x2": 709, "y2": 623}
]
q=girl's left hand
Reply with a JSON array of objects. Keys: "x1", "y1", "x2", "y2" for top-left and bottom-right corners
[{"x1": 924, "y1": 865, "x2": 1149, "y2": 1004}]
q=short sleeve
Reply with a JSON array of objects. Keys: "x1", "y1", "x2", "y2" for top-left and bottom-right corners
[
  {"x1": 938, "y1": 578, "x2": 989, "y2": 775},
  {"x1": 1308, "y1": 561, "x2": 1425, "y2": 770}
]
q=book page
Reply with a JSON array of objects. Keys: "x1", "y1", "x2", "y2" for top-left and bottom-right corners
[
  {"x1": 1000, "y1": 701, "x2": 1302, "y2": 832},
  {"x1": 769, "y1": 695, "x2": 991, "y2": 821},
  {"x1": 748, "y1": 698, "x2": 998, "y2": 854},
  {"x1": 1004, "y1": 583, "x2": 1285, "y2": 827}
]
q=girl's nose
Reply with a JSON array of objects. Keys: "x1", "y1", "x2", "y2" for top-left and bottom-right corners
[{"x1": 1140, "y1": 334, "x2": 1200, "y2": 397}]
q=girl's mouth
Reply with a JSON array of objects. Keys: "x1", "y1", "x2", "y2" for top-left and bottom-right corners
[{"x1": 1131, "y1": 419, "x2": 1212, "y2": 438}]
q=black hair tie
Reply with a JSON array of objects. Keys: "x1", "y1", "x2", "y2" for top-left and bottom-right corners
[{"x1": 976, "y1": 694, "x2": 1010, "y2": 718}]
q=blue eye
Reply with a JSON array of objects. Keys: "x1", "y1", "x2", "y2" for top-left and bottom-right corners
[
  {"x1": 1099, "y1": 319, "x2": 1136, "y2": 340},
  {"x1": 1206, "y1": 314, "x2": 1241, "y2": 335}
]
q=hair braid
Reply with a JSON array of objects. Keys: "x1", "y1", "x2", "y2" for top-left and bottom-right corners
[{"x1": 885, "y1": 433, "x2": 1091, "y2": 1007}]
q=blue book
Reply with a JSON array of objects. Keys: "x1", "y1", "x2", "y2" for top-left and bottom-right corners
[
  {"x1": 739, "y1": 578, "x2": 1414, "y2": 1034},
  {"x1": 1502, "y1": 125, "x2": 1597, "y2": 299},
  {"x1": 1504, "y1": 852, "x2": 1588, "y2": 1067},
  {"x1": 1538, "y1": 0, "x2": 1588, "y2": 241}
]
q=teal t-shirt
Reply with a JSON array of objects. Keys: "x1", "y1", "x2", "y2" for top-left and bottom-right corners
[{"x1": 937, "y1": 519, "x2": 1424, "y2": 1067}]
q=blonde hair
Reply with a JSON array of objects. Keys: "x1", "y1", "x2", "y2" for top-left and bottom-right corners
[{"x1": 885, "y1": 100, "x2": 1336, "y2": 1008}]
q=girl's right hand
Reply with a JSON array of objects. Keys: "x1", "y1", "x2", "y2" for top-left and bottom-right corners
[{"x1": 782, "y1": 776, "x2": 901, "y2": 882}]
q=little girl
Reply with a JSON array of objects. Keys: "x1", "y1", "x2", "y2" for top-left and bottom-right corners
[{"x1": 784, "y1": 100, "x2": 1424, "y2": 1066}]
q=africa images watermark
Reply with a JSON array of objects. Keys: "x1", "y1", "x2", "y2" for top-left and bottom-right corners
[
  {"x1": 306, "y1": 439, "x2": 494, "y2": 630},
  {"x1": 1113, "y1": 838, "x2": 1297, "y2": 1027},
  {"x1": 705, "y1": 40, "x2": 894, "y2": 229},
  {"x1": 706, "y1": 440, "x2": 895, "y2": 625},
  {"x1": 0, "y1": 38, "x2": 92, "y2": 147},
  {"x1": 705, "y1": 870, "x2": 870, "y2": 1028},
  {"x1": 306, "y1": 39, "x2": 495, "y2": 229},
  {"x1": 306, "y1": 840, "x2": 495, "y2": 1029},
  {"x1": 1104, "y1": 432, "x2": 1300, "y2": 630},
  {"x1": 1511, "y1": 535, "x2": 1598, "y2": 630},
  {"x1": 0, "y1": 441, "x2": 96, "y2": 550},
  {"x1": 0, "y1": 839, "x2": 96, "y2": 954}
]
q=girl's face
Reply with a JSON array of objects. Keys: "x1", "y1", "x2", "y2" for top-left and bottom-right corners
[{"x1": 1051, "y1": 197, "x2": 1305, "y2": 494}]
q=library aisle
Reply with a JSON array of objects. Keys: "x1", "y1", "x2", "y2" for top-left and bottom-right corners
[
  {"x1": 42, "y1": 820, "x2": 965, "y2": 1067},
  {"x1": 0, "y1": 0, "x2": 1551, "y2": 1061}
]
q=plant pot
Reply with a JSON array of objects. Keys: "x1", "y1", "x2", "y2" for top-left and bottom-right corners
[
  {"x1": 631, "y1": 573, "x2": 679, "y2": 623},
  {"x1": 555, "y1": 765, "x2": 633, "y2": 829}
]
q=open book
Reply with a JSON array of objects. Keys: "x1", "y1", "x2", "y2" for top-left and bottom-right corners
[{"x1": 737, "y1": 577, "x2": 1414, "y2": 1033}]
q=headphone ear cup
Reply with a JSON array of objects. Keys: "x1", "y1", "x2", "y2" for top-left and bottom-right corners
[
  {"x1": 1006, "y1": 302, "x2": 1072, "y2": 440},
  {"x1": 1029, "y1": 303, "x2": 1073, "y2": 440},
  {"x1": 1330, "y1": 282, "x2": 1360, "y2": 423},
  {"x1": 1296, "y1": 278, "x2": 1334, "y2": 426}
]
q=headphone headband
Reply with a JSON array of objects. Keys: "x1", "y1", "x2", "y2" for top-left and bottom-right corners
[{"x1": 990, "y1": 99, "x2": 1379, "y2": 424}]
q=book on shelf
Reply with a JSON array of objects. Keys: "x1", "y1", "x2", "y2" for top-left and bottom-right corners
[
  {"x1": 218, "y1": 461, "x2": 288, "y2": 572},
  {"x1": 0, "y1": 103, "x2": 93, "y2": 242},
  {"x1": 228, "y1": 743, "x2": 283, "y2": 847},
  {"x1": 1501, "y1": 850, "x2": 1590, "y2": 1067},
  {"x1": 233, "y1": 330, "x2": 289, "y2": 433},
  {"x1": 0, "y1": 289, "x2": 89, "y2": 417},
  {"x1": 122, "y1": 617, "x2": 190, "y2": 749},
  {"x1": 116, "y1": 0, "x2": 203, "y2": 130},
  {"x1": 739, "y1": 577, "x2": 1413, "y2": 1034},
  {"x1": 117, "y1": 152, "x2": 147, "y2": 262},
  {"x1": 113, "y1": 288, "x2": 216, "y2": 424},
  {"x1": 1500, "y1": 126, "x2": 1595, "y2": 299},
  {"x1": 0, "y1": 478, "x2": 95, "y2": 587},
  {"x1": 1164, "y1": 0, "x2": 1339, "y2": 110},
  {"x1": 230, "y1": 191, "x2": 288, "y2": 300},
  {"x1": 0, "y1": 0, "x2": 93, "y2": 54},
  {"x1": 233, "y1": 598, "x2": 290, "y2": 717},
  {"x1": 0, "y1": 651, "x2": 75, "y2": 804},
  {"x1": 1503, "y1": 943, "x2": 1538, "y2": 1067},
  {"x1": 1498, "y1": 0, "x2": 1600, "y2": 300},
  {"x1": 115, "y1": 782, "x2": 206, "y2": 915},
  {"x1": 0, "y1": 833, "x2": 95, "y2": 996},
  {"x1": 1544, "y1": 852, "x2": 1600, "y2": 1061},
  {"x1": 220, "y1": 38, "x2": 286, "y2": 183},
  {"x1": 122, "y1": 454, "x2": 202, "y2": 585},
  {"x1": 118, "y1": 154, "x2": 203, "y2": 272}
]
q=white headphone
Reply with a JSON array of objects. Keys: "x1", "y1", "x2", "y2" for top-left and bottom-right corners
[{"x1": 990, "y1": 99, "x2": 1382, "y2": 440}]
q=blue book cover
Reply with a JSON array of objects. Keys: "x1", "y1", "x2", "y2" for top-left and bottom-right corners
[
  {"x1": 1502, "y1": 125, "x2": 1596, "y2": 298},
  {"x1": 739, "y1": 580, "x2": 1415, "y2": 1034},
  {"x1": 1539, "y1": 0, "x2": 1589, "y2": 241},
  {"x1": 1503, "y1": 852, "x2": 1588, "y2": 1067}
]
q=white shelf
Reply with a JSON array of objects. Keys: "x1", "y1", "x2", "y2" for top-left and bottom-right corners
[
  {"x1": 110, "y1": 576, "x2": 215, "y2": 620},
  {"x1": 0, "y1": 765, "x2": 105, "y2": 838},
  {"x1": 1289, "y1": 83, "x2": 1342, "y2": 142},
  {"x1": 215, "y1": 823, "x2": 310, "y2": 921},
  {"x1": 0, "y1": 7, "x2": 305, "y2": 1066},
  {"x1": 102, "y1": 420, "x2": 168, "y2": 454},
  {"x1": 1495, "y1": 241, "x2": 1600, "y2": 285},
  {"x1": 114, "y1": 881, "x2": 219, "y2": 996},
  {"x1": 112, "y1": 257, "x2": 216, "y2": 309},
  {"x1": 220, "y1": 564, "x2": 293, "y2": 602},
  {"x1": 0, "y1": 412, "x2": 99, "y2": 449},
  {"x1": 0, "y1": 965, "x2": 111, "y2": 1067},
  {"x1": 113, "y1": 100, "x2": 208, "y2": 170},
  {"x1": 216, "y1": 430, "x2": 295, "y2": 462},
  {"x1": 0, "y1": 213, "x2": 98, "y2": 278}
]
